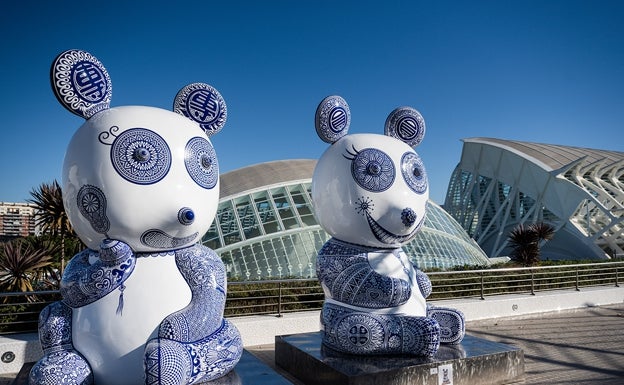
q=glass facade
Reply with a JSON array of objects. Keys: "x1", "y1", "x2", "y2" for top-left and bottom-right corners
[{"x1": 202, "y1": 166, "x2": 491, "y2": 280}]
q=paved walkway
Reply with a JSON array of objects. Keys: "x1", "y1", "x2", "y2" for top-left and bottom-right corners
[
  {"x1": 248, "y1": 303, "x2": 624, "y2": 384},
  {"x1": 467, "y1": 303, "x2": 624, "y2": 384},
  {"x1": 5, "y1": 304, "x2": 624, "y2": 384}
]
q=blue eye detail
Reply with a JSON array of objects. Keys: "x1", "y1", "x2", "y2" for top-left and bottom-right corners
[
  {"x1": 345, "y1": 147, "x2": 395, "y2": 192},
  {"x1": 185, "y1": 137, "x2": 218, "y2": 189},
  {"x1": 110, "y1": 128, "x2": 171, "y2": 185},
  {"x1": 401, "y1": 152, "x2": 427, "y2": 194},
  {"x1": 178, "y1": 207, "x2": 195, "y2": 225}
]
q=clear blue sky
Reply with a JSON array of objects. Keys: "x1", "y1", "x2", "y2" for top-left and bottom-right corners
[{"x1": 1, "y1": 0, "x2": 623, "y2": 204}]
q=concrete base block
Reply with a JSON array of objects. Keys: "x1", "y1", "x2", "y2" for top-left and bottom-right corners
[{"x1": 275, "y1": 332, "x2": 524, "y2": 385}]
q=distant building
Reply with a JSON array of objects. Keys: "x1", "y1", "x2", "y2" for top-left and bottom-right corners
[
  {"x1": 444, "y1": 138, "x2": 624, "y2": 261},
  {"x1": 202, "y1": 159, "x2": 490, "y2": 280},
  {"x1": 0, "y1": 202, "x2": 38, "y2": 240}
]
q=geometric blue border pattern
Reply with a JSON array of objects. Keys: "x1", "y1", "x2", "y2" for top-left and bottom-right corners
[
  {"x1": 173, "y1": 83, "x2": 227, "y2": 137},
  {"x1": 384, "y1": 107, "x2": 425, "y2": 148},
  {"x1": 50, "y1": 49, "x2": 112, "y2": 119},
  {"x1": 184, "y1": 137, "x2": 218, "y2": 189},
  {"x1": 315, "y1": 95, "x2": 351, "y2": 144},
  {"x1": 110, "y1": 128, "x2": 172, "y2": 185}
]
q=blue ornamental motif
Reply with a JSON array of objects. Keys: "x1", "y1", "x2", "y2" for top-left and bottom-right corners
[
  {"x1": 345, "y1": 148, "x2": 395, "y2": 193},
  {"x1": 401, "y1": 152, "x2": 428, "y2": 194},
  {"x1": 174, "y1": 83, "x2": 227, "y2": 136},
  {"x1": 384, "y1": 107, "x2": 426, "y2": 148},
  {"x1": 60, "y1": 240, "x2": 135, "y2": 309},
  {"x1": 50, "y1": 49, "x2": 112, "y2": 119},
  {"x1": 30, "y1": 242, "x2": 243, "y2": 385},
  {"x1": 110, "y1": 128, "x2": 172, "y2": 185},
  {"x1": 184, "y1": 136, "x2": 218, "y2": 189},
  {"x1": 140, "y1": 229, "x2": 199, "y2": 249},
  {"x1": 317, "y1": 238, "x2": 465, "y2": 356},
  {"x1": 315, "y1": 95, "x2": 351, "y2": 144},
  {"x1": 144, "y1": 244, "x2": 243, "y2": 384},
  {"x1": 77, "y1": 184, "x2": 110, "y2": 234}
]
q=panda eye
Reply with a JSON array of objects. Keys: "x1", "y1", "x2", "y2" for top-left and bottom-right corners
[
  {"x1": 185, "y1": 137, "x2": 218, "y2": 189},
  {"x1": 401, "y1": 152, "x2": 427, "y2": 194},
  {"x1": 344, "y1": 146, "x2": 395, "y2": 192},
  {"x1": 111, "y1": 128, "x2": 171, "y2": 185}
]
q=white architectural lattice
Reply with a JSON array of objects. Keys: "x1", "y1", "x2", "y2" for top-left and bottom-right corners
[{"x1": 444, "y1": 138, "x2": 624, "y2": 260}]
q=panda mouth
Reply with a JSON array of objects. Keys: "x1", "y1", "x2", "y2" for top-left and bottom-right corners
[
  {"x1": 140, "y1": 229, "x2": 198, "y2": 249},
  {"x1": 364, "y1": 210, "x2": 423, "y2": 245}
]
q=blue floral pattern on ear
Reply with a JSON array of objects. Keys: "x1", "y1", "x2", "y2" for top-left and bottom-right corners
[
  {"x1": 173, "y1": 83, "x2": 227, "y2": 137},
  {"x1": 50, "y1": 49, "x2": 112, "y2": 119},
  {"x1": 385, "y1": 107, "x2": 426, "y2": 148},
  {"x1": 315, "y1": 95, "x2": 351, "y2": 143}
]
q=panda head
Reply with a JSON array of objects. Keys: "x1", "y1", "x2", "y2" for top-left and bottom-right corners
[
  {"x1": 52, "y1": 49, "x2": 227, "y2": 252},
  {"x1": 311, "y1": 95, "x2": 428, "y2": 248}
]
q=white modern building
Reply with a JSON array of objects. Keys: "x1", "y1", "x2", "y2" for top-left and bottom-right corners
[
  {"x1": 444, "y1": 138, "x2": 624, "y2": 261},
  {"x1": 202, "y1": 159, "x2": 490, "y2": 280}
]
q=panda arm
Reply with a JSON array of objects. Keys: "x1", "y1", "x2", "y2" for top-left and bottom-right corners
[{"x1": 322, "y1": 259, "x2": 412, "y2": 308}]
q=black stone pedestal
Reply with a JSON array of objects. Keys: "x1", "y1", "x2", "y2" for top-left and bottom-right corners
[
  {"x1": 275, "y1": 332, "x2": 524, "y2": 385},
  {"x1": 11, "y1": 350, "x2": 293, "y2": 385}
]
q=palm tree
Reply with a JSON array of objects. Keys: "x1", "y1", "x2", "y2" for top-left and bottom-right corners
[
  {"x1": 507, "y1": 222, "x2": 555, "y2": 266},
  {"x1": 0, "y1": 238, "x2": 56, "y2": 295},
  {"x1": 27, "y1": 180, "x2": 76, "y2": 273}
]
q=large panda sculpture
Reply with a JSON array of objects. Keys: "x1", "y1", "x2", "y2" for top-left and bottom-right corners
[
  {"x1": 312, "y1": 95, "x2": 465, "y2": 356},
  {"x1": 29, "y1": 49, "x2": 242, "y2": 385}
]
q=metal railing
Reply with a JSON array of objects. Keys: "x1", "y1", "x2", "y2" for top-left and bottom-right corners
[{"x1": 0, "y1": 261, "x2": 621, "y2": 335}]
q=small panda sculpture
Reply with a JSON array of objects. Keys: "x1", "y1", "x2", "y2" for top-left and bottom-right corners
[
  {"x1": 29, "y1": 50, "x2": 242, "y2": 385},
  {"x1": 312, "y1": 95, "x2": 465, "y2": 356}
]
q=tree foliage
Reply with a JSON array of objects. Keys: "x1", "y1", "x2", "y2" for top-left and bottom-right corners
[
  {"x1": 507, "y1": 222, "x2": 555, "y2": 266},
  {"x1": 0, "y1": 238, "x2": 57, "y2": 294},
  {"x1": 27, "y1": 180, "x2": 79, "y2": 272}
]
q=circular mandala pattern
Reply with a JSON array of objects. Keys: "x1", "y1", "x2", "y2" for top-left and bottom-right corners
[
  {"x1": 77, "y1": 184, "x2": 110, "y2": 234},
  {"x1": 401, "y1": 152, "x2": 427, "y2": 194},
  {"x1": 351, "y1": 148, "x2": 395, "y2": 192},
  {"x1": 111, "y1": 128, "x2": 171, "y2": 185},
  {"x1": 315, "y1": 95, "x2": 351, "y2": 143},
  {"x1": 336, "y1": 314, "x2": 384, "y2": 353},
  {"x1": 385, "y1": 107, "x2": 425, "y2": 147},
  {"x1": 174, "y1": 83, "x2": 227, "y2": 136},
  {"x1": 50, "y1": 49, "x2": 112, "y2": 118},
  {"x1": 185, "y1": 137, "x2": 218, "y2": 189}
]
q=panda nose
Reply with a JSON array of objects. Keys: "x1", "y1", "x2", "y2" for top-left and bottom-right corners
[
  {"x1": 401, "y1": 208, "x2": 417, "y2": 227},
  {"x1": 178, "y1": 207, "x2": 195, "y2": 225}
]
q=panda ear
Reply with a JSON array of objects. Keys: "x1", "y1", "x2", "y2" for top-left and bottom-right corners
[
  {"x1": 315, "y1": 95, "x2": 350, "y2": 143},
  {"x1": 173, "y1": 83, "x2": 227, "y2": 137},
  {"x1": 384, "y1": 107, "x2": 425, "y2": 147},
  {"x1": 50, "y1": 49, "x2": 112, "y2": 119}
]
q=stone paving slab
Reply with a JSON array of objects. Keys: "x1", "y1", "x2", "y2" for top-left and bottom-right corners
[{"x1": 467, "y1": 303, "x2": 624, "y2": 384}]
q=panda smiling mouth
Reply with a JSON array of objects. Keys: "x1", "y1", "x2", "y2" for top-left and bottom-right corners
[
  {"x1": 363, "y1": 210, "x2": 423, "y2": 245},
  {"x1": 140, "y1": 229, "x2": 198, "y2": 249}
]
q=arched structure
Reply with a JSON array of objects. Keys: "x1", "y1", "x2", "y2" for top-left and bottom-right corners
[
  {"x1": 444, "y1": 138, "x2": 624, "y2": 260},
  {"x1": 202, "y1": 159, "x2": 490, "y2": 280}
]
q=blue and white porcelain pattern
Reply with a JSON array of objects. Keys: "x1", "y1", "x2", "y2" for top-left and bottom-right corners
[
  {"x1": 29, "y1": 49, "x2": 241, "y2": 385},
  {"x1": 315, "y1": 95, "x2": 351, "y2": 144},
  {"x1": 51, "y1": 49, "x2": 112, "y2": 119},
  {"x1": 312, "y1": 96, "x2": 464, "y2": 356},
  {"x1": 384, "y1": 106, "x2": 426, "y2": 148},
  {"x1": 173, "y1": 83, "x2": 227, "y2": 137}
]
